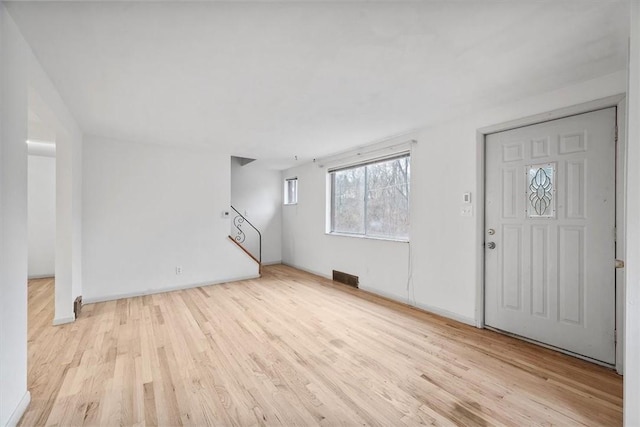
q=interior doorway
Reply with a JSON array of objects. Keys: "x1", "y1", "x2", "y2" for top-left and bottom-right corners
[
  {"x1": 27, "y1": 110, "x2": 57, "y2": 325},
  {"x1": 27, "y1": 143, "x2": 55, "y2": 280}
]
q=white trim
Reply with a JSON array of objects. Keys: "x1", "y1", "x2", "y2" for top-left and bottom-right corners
[
  {"x1": 411, "y1": 301, "x2": 477, "y2": 327},
  {"x1": 361, "y1": 286, "x2": 477, "y2": 327},
  {"x1": 475, "y1": 130, "x2": 486, "y2": 328},
  {"x1": 281, "y1": 262, "x2": 332, "y2": 280},
  {"x1": 326, "y1": 150, "x2": 410, "y2": 173},
  {"x1": 27, "y1": 274, "x2": 54, "y2": 280},
  {"x1": 261, "y1": 261, "x2": 283, "y2": 266},
  {"x1": 26, "y1": 140, "x2": 56, "y2": 157},
  {"x1": 625, "y1": 5, "x2": 640, "y2": 425},
  {"x1": 5, "y1": 391, "x2": 31, "y2": 427},
  {"x1": 485, "y1": 326, "x2": 614, "y2": 369},
  {"x1": 52, "y1": 315, "x2": 75, "y2": 326},
  {"x1": 325, "y1": 232, "x2": 409, "y2": 244},
  {"x1": 82, "y1": 275, "x2": 261, "y2": 304},
  {"x1": 616, "y1": 97, "x2": 627, "y2": 375},
  {"x1": 478, "y1": 95, "x2": 626, "y2": 366},
  {"x1": 478, "y1": 94, "x2": 626, "y2": 135},
  {"x1": 316, "y1": 137, "x2": 417, "y2": 170},
  {"x1": 282, "y1": 262, "x2": 477, "y2": 326}
]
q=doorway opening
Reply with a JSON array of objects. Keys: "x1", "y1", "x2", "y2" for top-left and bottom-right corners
[{"x1": 27, "y1": 110, "x2": 56, "y2": 328}]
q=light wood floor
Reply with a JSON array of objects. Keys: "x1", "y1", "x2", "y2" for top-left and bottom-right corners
[{"x1": 22, "y1": 265, "x2": 622, "y2": 426}]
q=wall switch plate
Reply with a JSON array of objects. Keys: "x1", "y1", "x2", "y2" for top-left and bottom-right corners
[
  {"x1": 462, "y1": 192, "x2": 472, "y2": 204},
  {"x1": 175, "y1": 266, "x2": 183, "y2": 275},
  {"x1": 221, "y1": 211, "x2": 230, "y2": 218}
]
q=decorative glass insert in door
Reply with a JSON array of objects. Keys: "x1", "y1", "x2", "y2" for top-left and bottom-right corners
[{"x1": 527, "y1": 163, "x2": 555, "y2": 218}]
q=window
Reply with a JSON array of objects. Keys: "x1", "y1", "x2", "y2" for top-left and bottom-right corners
[
  {"x1": 527, "y1": 163, "x2": 555, "y2": 218},
  {"x1": 284, "y1": 177, "x2": 298, "y2": 205},
  {"x1": 330, "y1": 154, "x2": 410, "y2": 240}
]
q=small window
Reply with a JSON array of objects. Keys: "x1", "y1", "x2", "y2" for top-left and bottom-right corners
[
  {"x1": 284, "y1": 177, "x2": 298, "y2": 205},
  {"x1": 330, "y1": 154, "x2": 410, "y2": 240},
  {"x1": 527, "y1": 163, "x2": 555, "y2": 218}
]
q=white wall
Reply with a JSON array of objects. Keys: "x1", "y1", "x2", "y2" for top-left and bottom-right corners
[
  {"x1": 0, "y1": 5, "x2": 30, "y2": 426},
  {"x1": 26, "y1": 31, "x2": 83, "y2": 324},
  {"x1": 27, "y1": 153, "x2": 55, "y2": 278},
  {"x1": 1, "y1": 4, "x2": 83, "y2": 423},
  {"x1": 231, "y1": 158, "x2": 282, "y2": 264},
  {"x1": 282, "y1": 70, "x2": 627, "y2": 326},
  {"x1": 82, "y1": 136, "x2": 258, "y2": 302},
  {"x1": 624, "y1": 1, "x2": 640, "y2": 424},
  {"x1": 282, "y1": 155, "x2": 413, "y2": 304}
]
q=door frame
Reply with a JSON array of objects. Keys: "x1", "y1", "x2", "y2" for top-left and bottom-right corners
[{"x1": 475, "y1": 94, "x2": 626, "y2": 374}]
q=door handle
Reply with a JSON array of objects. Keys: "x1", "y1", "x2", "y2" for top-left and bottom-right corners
[{"x1": 487, "y1": 242, "x2": 496, "y2": 249}]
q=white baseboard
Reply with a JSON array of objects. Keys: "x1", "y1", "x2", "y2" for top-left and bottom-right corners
[
  {"x1": 53, "y1": 315, "x2": 75, "y2": 326},
  {"x1": 83, "y1": 274, "x2": 261, "y2": 304},
  {"x1": 261, "y1": 260, "x2": 283, "y2": 266},
  {"x1": 5, "y1": 391, "x2": 30, "y2": 427},
  {"x1": 411, "y1": 301, "x2": 477, "y2": 327},
  {"x1": 358, "y1": 286, "x2": 476, "y2": 326},
  {"x1": 281, "y1": 262, "x2": 477, "y2": 327},
  {"x1": 27, "y1": 274, "x2": 54, "y2": 280},
  {"x1": 281, "y1": 262, "x2": 332, "y2": 280}
]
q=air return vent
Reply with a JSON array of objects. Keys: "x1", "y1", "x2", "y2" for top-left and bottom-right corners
[{"x1": 332, "y1": 270, "x2": 359, "y2": 288}]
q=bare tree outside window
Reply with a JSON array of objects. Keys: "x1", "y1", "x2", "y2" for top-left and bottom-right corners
[
  {"x1": 331, "y1": 155, "x2": 410, "y2": 239},
  {"x1": 332, "y1": 167, "x2": 365, "y2": 234}
]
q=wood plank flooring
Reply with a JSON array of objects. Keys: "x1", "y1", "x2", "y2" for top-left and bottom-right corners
[{"x1": 22, "y1": 265, "x2": 622, "y2": 426}]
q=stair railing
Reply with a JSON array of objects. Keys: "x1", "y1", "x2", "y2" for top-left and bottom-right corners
[{"x1": 230, "y1": 205, "x2": 262, "y2": 264}]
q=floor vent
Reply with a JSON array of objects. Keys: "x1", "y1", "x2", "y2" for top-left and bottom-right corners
[{"x1": 332, "y1": 270, "x2": 359, "y2": 288}]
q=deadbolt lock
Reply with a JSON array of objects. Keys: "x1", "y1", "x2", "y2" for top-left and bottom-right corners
[{"x1": 487, "y1": 229, "x2": 495, "y2": 235}]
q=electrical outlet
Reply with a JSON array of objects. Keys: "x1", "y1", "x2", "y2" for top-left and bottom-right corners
[{"x1": 175, "y1": 266, "x2": 183, "y2": 275}]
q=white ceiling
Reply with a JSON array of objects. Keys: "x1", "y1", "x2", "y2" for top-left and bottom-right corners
[{"x1": 5, "y1": 1, "x2": 629, "y2": 169}]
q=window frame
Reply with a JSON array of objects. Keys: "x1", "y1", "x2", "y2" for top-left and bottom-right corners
[
  {"x1": 328, "y1": 153, "x2": 410, "y2": 241},
  {"x1": 283, "y1": 177, "x2": 298, "y2": 205}
]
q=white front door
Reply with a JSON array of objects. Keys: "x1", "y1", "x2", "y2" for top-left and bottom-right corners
[{"x1": 484, "y1": 108, "x2": 616, "y2": 364}]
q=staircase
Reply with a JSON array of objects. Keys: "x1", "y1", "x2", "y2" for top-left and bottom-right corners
[{"x1": 228, "y1": 205, "x2": 262, "y2": 274}]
